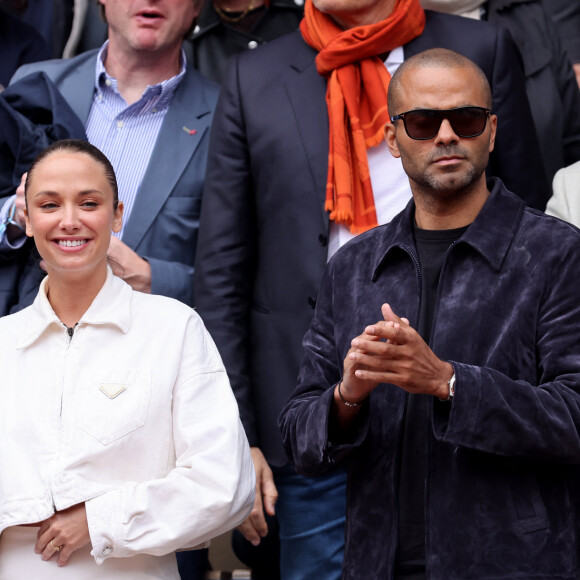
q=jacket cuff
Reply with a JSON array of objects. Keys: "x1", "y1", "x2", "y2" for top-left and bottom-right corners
[
  {"x1": 145, "y1": 256, "x2": 194, "y2": 306},
  {"x1": 86, "y1": 490, "x2": 125, "y2": 564},
  {"x1": 325, "y1": 384, "x2": 370, "y2": 464},
  {"x1": 432, "y1": 361, "x2": 483, "y2": 443}
]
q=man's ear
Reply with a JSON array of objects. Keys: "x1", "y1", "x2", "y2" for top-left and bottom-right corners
[
  {"x1": 488, "y1": 113, "x2": 497, "y2": 154},
  {"x1": 384, "y1": 123, "x2": 401, "y2": 159}
]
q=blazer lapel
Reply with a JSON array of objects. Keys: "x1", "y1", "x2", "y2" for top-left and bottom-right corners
[
  {"x1": 58, "y1": 51, "x2": 99, "y2": 123},
  {"x1": 284, "y1": 36, "x2": 330, "y2": 230},
  {"x1": 121, "y1": 69, "x2": 213, "y2": 250}
]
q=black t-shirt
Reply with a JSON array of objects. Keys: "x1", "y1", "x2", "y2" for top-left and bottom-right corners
[{"x1": 394, "y1": 224, "x2": 467, "y2": 580}]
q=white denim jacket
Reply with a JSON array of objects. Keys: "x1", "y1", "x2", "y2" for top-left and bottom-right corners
[{"x1": 0, "y1": 270, "x2": 255, "y2": 564}]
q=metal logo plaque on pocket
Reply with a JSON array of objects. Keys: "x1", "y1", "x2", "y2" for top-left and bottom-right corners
[{"x1": 99, "y1": 383, "x2": 127, "y2": 399}]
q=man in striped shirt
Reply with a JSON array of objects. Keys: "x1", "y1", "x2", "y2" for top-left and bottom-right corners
[{"x1": 1, "y1": 0, "x2": 219, "y2": 310}]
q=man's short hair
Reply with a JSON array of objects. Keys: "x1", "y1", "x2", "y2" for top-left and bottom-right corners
[{"x1": 387, "y1": 48, "x2": 493, "y2": 116}]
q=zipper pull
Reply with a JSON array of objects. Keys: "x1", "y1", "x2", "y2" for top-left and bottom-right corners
[{"x1": 64, "y1": 323, "x2": 78, "y2": 342}]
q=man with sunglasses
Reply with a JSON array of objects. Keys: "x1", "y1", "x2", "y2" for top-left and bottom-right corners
[
  {"x1": 280, "y1": 48, "x2": 580, "y2": 580},
  {"x1": 195, "y1": 0, "x2": 551, "y2": 576}
]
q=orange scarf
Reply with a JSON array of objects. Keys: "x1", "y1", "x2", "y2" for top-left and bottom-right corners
[{"x1": 300, "y1": 0, "x2": 425, "y2": 233}]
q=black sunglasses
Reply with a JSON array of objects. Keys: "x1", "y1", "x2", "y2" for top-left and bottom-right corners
[{"x1": 390, "y1": 106, "x2": 491, "y2": 140}]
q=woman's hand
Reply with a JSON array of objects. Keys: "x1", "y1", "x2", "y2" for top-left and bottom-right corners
[{"x1": 35, "y1": 503, "x2": 91, "y2": 567}]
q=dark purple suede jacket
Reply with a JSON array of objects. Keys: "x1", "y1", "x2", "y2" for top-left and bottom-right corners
[{"x1": 280, "y1": 178, "x2": 580, "y2": 579}]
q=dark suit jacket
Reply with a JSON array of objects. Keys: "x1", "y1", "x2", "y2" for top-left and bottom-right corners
[
  {"x1": 544, "y1": 0, "x2": 580, "y2": 63},
  {"x1": 0, "y1": 7, "x2": 49, "y2": 88},
  {"x1": 0, "y1": 72, "x2": 87, "y2": 316},
  {"x1": 194, "y1": 11, "x2": 549, "y2": 465},
  {"x1": 12, "y1": 50, "x2": 219, "y2": 306},
  {"x1": 487, "y1": 0, "x2": 580, "y2": 183}
]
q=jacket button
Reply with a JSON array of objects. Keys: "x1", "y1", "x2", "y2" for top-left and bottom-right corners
[
  {"x1": 318, "y1": 233, "x2": 328, "y2": 246},
  {"x1": 102, "y1": 546, "x2": 113, "y2": 556},
  {"x1": 248, "y1": 41, "x2": 259, "y2": 50},
  {"x1": 308, "y1": 296, "x2": 316, "y2": 309}
]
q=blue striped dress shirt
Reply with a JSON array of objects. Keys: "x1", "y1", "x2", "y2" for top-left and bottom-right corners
[
  {"x1": 0, "y1": 42, "x2": 187, "y2": 248},
  {"x1": 86, "y1": 42, "x2": 187, "y2": 239}
]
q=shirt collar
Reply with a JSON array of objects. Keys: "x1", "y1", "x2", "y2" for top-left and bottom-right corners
[
  {"x1": 17, "y1": 268, "x2": 132, "y2": 349},
  {"x1": 94, "y1": 40, "x2": 187, "y2": 109},
  {"x1": 371, "y1": 177, "x2": 525, "y2": 280},
  {"x1": 385, "y1": 45, "x2": 404, "y2": 67}
]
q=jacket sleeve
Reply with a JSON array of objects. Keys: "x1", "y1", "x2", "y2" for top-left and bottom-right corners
[
  {"x1": 145, "y1": 257, "x2": 194, "y2": 306},
  {"x1": 546, "y1": 17, "x2": 580, "y2": 173},
  {"x1": 280, "y1": 260, "x2": 370, "y2": 476},
  {"x1": 487, "y1": 1, "x2": 580, "y2": 184},
  {"x1": 84, "y1": 316, "x2": 255, "y2": 564},
  {"x1": 484, "y1": 24, "x2": 550, "y2": 210},
  {"x1": 433, "y1": 240, "x2": 580, "y2": 463},
  {"x1": 193, "y1": 55, "x2": 259, "y2": 447},
  {"x1": 543, "y1": 0, "x2": 580, "y2": 63}
]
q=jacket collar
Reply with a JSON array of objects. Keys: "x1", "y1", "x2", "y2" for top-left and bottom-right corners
[
  {"x1": 371, "y1": 177, "x2": 525, "y2": 279},
  {"x1": 17, "y1": 268, "x2": 132, "y2": 349},
  {"x1": 120, "y1": 65, "x2": 217, "y2": 250},
  {"x1": 289, "y1": 30, "x2": 318, "y2": 73}
]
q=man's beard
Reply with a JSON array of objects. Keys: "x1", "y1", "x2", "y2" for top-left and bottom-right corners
[{"x1": 406, "y1": 144, "x2": 486, "y2": 196}]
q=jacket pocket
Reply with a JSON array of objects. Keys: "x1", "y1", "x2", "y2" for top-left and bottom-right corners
[
  {"x1": 509, "y1": 476, "x2": 549, "y2": 533},
  {"x1": 75, "y1": 369, "x2": 152, "y2": 446}
]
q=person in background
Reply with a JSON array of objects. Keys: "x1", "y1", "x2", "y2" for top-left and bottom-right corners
[
  {"x1": 0, "y1": 139, "x2": 254, "y2": 579},
  {"x1": 280, "y1": 48, "x2": 580, "y2": 580},
  {"x1": 62, "y1": 0, "x2": 108, "y2": 58},
  {"x1": 2, "y1": 0, "x2": 74, "y2": 58},
  {"x1": 2, "y1": 0, "x2": 219, "y2": 311},
  {"x1": 188, "y1": 0, "x2": 303, "y2": 85},
  {"x1": 194, "y1": 0, "x2": 548, "y2": 578},
  {"x1": 191, "y1": 0, "x2": 302, "y2": 570},
  {"x1": 546, "y1": 160, "x2": 580, "y2": 227},
  {"x1": 421, "y1": 0, "x2": 580, "y2": 184},
  {"x1": 543, "y1": 0, "x2": 580, "y2": 90},
  {"x1": 0, "y1": 0, "x2": 49, "y2": 89}
]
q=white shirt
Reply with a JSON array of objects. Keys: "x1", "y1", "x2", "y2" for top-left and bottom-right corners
[
  {"x1": 0, "y1": 270, "x2": 255, "y2": 566},
  {"x1": 328, "y1": 46, "x2": 412, "y2": 259}
]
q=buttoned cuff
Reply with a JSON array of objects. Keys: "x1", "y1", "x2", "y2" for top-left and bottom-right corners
[
  {"x1": 0, "y1": 196, "x2": 27, "y2": 251},
  {"x1": 85, "y1": 491, "x2": 125, "y2": 564}
]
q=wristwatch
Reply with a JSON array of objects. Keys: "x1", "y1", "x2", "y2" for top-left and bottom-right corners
[
  {"x1": 439, "y1": 372, "x2": 456, "y2": 402},
  {"x1": 448, "y1": 373, "x2": 456, "y2": 399}
]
